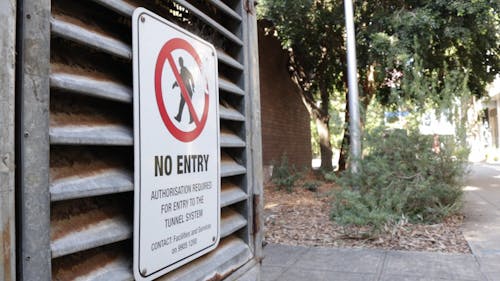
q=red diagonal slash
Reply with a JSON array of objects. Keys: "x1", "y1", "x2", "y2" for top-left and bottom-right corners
[{"x1": 154, "y1": 38, "x2": 210, "y2": 143}]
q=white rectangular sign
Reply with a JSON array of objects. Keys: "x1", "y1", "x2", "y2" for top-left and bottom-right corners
[{"x1": 132, "y1": 7, "x2": 220, "y2": 280}]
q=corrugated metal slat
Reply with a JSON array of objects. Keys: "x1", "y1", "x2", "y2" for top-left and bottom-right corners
[
  {"x1": 220, "y1": 209, "x2": 247, "y2": 238},
  {"x1": 50, "y1": 72, "x2": 132, "y2": 103},
  {"x1": 206, "y1": 0, "x2": 242, "y2": 21},
  {"x1": 90, "y1": 0, "x2": 243, "y2": 47},
  {"x1": 221, "y1": 183, "x2": 247, "y2": 207},
  {"x1": 220, "y1": 78, "x2": 245, "y2": 96},
  {"x1": 221, "y1": 155, "x2": 246, "y2": 177},
  {"x1": 219, "y1": 103, "x2": 245, "y2": 121},
  {"x1": 52, "y1": 250, "x2": 133, "y2": 281},
  {"x1": 53, "y1": 236, "x2": 251, "y2": 281},
  {"x1": 76, "y1": 258, "x2": 133, "y2": 281},
  {"x1": 173, "y1": 0, "x2": 243, "y2": 46},
  {"x1": 50, "y1": 125, "x2": 133, "y2": 146},
  {"x1": 220, "y1": 128, "x2": 245, "y2": 147},
  {"x1": 217, "y1": 49, "x2": 244, "y2": 71},
  {"x1": 91, "y1": 0, "x2": 135, "y2": 16},
  {"x1": 50, "y1": 17, "x2": 132, "y2": 60},
  {"x1": 51, "y1": 16, "x2": 244, "y2": 71},
  {"x1": 51, "y1": 214, "x2": 131, "y2": 258},
  {"x1": 50, "y1": 125, "x2": 243, "y2": 148},
  {"x1": 50, "y1": 170, "x2": 133, "y2": 202},
  {"x1": 51, "y1": 172, "x2": 247, "y2": 204},
  {"x1": 50, "y1": 207, "x2": 245, "y2": 259}
]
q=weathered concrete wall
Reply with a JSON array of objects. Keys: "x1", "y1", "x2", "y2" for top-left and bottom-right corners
[{"x1": 258, "y1": 21, "x2": 312, "y2": 170}]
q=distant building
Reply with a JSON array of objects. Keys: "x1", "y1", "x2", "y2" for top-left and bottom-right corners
[
  {"x1": 258, "y1": 21, "x2": 312, "y2": 177},
  {"x1": 486, "y1": 77, "x2": 500, "y2": 148}
]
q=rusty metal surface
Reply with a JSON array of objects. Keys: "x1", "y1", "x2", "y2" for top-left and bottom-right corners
[
  {"x1": 223, "y1": 259, "x2": 260, "y2": 281},
  {"x1": 49, "y1": 146, "x2": 132, "y2": 181},
  {"x1": 0, "y1": 0, "x2": 16, "y2": 279},
  {"x1": 51, "y1": 236, "x2": 251, "y2": 281},
  {"x1": 51, "y1": 242, "x2": 133, "y2": 281},
  {"x1": 50, "y1": 195, "x2": 132, "y2": 257},
  {"x1": 157, "y1": 236, "x2": 252, "y2": 281}
]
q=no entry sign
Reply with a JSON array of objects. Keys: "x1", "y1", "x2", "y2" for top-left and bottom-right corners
[{"x1": 132, "y1": 7, "x2": 220, "y2": 281}]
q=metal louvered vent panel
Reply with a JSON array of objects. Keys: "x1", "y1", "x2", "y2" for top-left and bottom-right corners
[
  {"x1": 48, "y1": 0, "x2": 255, "y2": 280},
  {"x1": 51, "y1": 236, "x2": 252, "y2": 281}
]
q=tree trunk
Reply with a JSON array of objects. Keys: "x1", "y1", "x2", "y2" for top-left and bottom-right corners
[
  {"x1": 338, "y1": 98, "x2": 350, "y2": 172},
  {"x1": 338, "y1": 67, "x2": 374, "y2": 172},
  {"x1": 317, "y1": 83, "x2": 334, "y2": 171},
  {"x1": 316, "y1": 116, "x2": 333, "y2": 171}
]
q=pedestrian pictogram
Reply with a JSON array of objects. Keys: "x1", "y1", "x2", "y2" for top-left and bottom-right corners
[
  {"x1": 154, "y1": 38, "x2": 211, "y2": 143},
  {"x1": 133, "y1": 7, "x2": 220, "y2": 281},
  {"x1": 172, "y1": 57, "x2": 194, "y2": 124}
]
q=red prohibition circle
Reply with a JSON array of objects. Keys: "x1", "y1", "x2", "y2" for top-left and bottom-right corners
[{"x1": 155, "y1": 38, "x2": 210, "y2": 143}]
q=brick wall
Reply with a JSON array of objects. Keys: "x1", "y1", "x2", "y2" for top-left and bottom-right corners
[{"x1": 258, "y1": 21, "x2": 312, "y2": 170}]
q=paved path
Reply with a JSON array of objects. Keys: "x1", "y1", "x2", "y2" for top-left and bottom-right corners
[
  {"x1": 462, "y1": 163, "x2": 500, "y2": 280},
  {"x1": 262, "y1": 244, "x2": 487, "y2": 281},
  {"x1": 261, "y1": 163, "x2": 500, "y2": 281}
]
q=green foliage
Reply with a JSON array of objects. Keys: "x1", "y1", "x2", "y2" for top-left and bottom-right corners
[
  {"x1": 272, "y1": 155, "x2": 301, "y2": 192},
  {"x1": 259, "y1": 0, "x2": 498, "y2": 171},
  {"x1": 331, "y1": 128, "x2": 468, "y2": 232},
  {"x1": 258, "y1": 0, "x2": 345, "y2": 91},
  {"x1": 357, "y1": 0, "x2": 499, "y2": 106}
]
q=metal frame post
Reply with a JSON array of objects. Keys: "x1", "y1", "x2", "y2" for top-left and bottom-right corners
[
  {"x1": 1, "y1": 0, "x2": 17, "y2": 280},
  {"x1": 17, "y1": 0, "x2": 51, "y2": 280},
  {"x1": 344, "y1": 0, "x2": 361, "y2": 178},
  {"x1": 244, "y1": 0, "x2": 264, "y2": 262}
]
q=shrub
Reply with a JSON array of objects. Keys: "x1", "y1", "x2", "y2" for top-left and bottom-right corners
[
  {"x1": 271, "y1": 154, "x2": 300, "y2": 192},
  {"x1": 331, "y1": 128, "x2": 468, "y2": 233}
]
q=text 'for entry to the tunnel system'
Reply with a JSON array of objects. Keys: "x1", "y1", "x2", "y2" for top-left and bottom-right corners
[{"x1": 132, "y1": 7, "x2": 220, "y2": 281}]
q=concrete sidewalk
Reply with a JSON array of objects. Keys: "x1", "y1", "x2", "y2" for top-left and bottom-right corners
[
  {"x1": 261, "y1": 163, "x2": 500, "y2": 281},
  {"x1": 462, "y1": 163, "x2": 500, "y2": 280},
  {"x1": 262, "y1": 244, "x2": 487, "y2": 281}
]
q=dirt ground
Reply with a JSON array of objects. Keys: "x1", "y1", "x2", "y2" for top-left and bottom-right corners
[{"x1": 264, "y1": 179, "x2": 471, "y2": 253}]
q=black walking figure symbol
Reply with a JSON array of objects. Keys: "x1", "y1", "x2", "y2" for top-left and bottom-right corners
[{"x1": 172, "y1": 56, "x2": 195, "y2": 124}]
